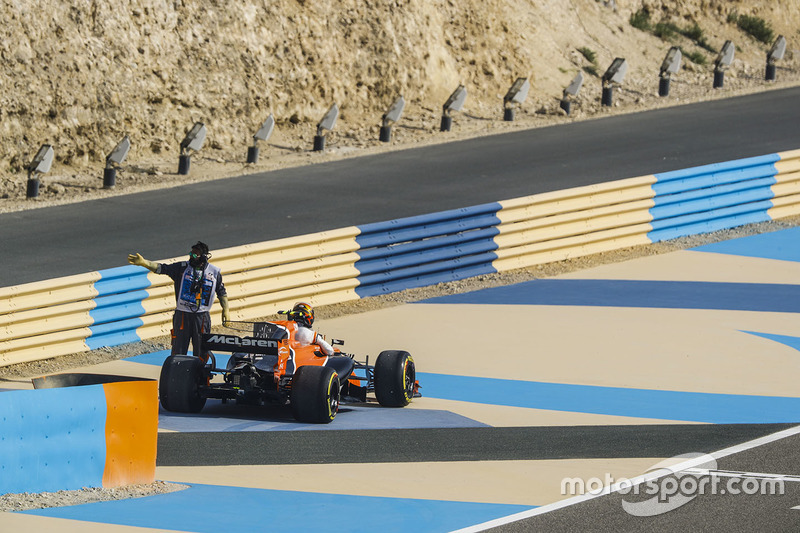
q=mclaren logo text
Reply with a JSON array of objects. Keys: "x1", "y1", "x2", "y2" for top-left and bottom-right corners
[{"x1": 206, "y1": 335, "x2": 278, "y2": 348}]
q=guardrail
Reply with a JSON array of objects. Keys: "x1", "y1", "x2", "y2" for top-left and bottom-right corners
[{"x1": 1, "y1": 148, "x2": 799, "y2": 367}]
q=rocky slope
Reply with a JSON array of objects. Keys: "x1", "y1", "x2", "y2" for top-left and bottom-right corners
[{"x1": 0, "y1": 0, "x2": 798, "y2": 208}]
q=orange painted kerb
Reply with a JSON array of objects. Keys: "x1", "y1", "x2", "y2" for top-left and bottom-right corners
[{"x1": 102, "y1": 380, "x2": 158, "y2": 487}]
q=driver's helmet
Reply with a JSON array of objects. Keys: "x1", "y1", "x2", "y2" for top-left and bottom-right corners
[{"x1": 288, "y1": 302, "x2": 314, "y2": 328}]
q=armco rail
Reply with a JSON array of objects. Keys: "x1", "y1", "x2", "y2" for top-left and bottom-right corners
[{"x1": 2, "y1": 149, "x2": 799, "y2": 367}]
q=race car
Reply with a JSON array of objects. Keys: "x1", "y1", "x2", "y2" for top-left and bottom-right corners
[{"x1": 158, "y1": 319, "x2": 419, "y2": 423}]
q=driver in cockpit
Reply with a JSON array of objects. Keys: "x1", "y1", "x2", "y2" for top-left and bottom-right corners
[{"x1": 286, "y1": 302, "x2": 334, "y2": 356}]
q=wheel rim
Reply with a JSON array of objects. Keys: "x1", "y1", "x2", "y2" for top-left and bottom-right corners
[
  {"x1": 328, "y1": 373, "x2": 340, "y2": 419},
  {"x1": 403, "y1": 358, "x2": 415, "y2": 399}
]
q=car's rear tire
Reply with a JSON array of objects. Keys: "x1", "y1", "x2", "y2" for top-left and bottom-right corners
[
  {"x1": 374, "y1": 350, "x2": 415, "y2": 407},
  {"x1": 291, "y1": 365, "x2": 340, "y2": 423},
  {"x1": 159, "y1": 355, "x2": 207, "y2": 413}
]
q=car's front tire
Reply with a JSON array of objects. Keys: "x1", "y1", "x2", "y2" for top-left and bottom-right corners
[{"x1": 374, "y1": 350, "x2": 415, "y2": 407}]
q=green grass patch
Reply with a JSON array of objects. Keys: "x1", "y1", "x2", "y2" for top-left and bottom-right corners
[
  {"x1": 582, "y1": 65, "x2": 599, "y2": 77},
  {"x1": 696, "y1": 36, "x2": 715, "y2": 53},
  {"x1": 577, "y1": 46, "x2": 597, "y2": 65},
  {"x1": 653, "y1": 22, "x2": 681, "y2": 40},
  {"x1": 679, "y1": 23, "x2": 704, "y2": 41},
  {"x1": 735, "y1": 14, "x2": 774, "y2": 44},
  {"x1": 680, "y1": 47, "x2": 707, "y2": 65},
  {"x1": 630, "y1": 8, "x2": 651, "y2": 31}
]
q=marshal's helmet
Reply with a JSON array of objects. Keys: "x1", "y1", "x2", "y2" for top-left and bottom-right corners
[
  {"x1": 189, "y1": 241, "x2": 210, "y2": 268},
  {"x1": 288, "y1": 302, "x2": 314, "y2": 328}
]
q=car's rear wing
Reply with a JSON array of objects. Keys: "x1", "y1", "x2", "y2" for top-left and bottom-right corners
[{"x1": 201, "y1": 333, "x2": 280, "y2": 355}]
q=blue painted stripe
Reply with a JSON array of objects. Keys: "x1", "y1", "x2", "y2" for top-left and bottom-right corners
[
  {"x1": 94, "y1": 265, "x2": 152, "y2": 296},
  {"x1": 647, "y1": 155, "x2": 778, "y2": 242},
  {"x1": 691, "y1": 226, "x2": 800, "y2": 262},
  {"x1": 742, "y1": 331, "x2": 800, "y2": 352},
  {"x1": 419, "y1": 279, "x2": 800, "y2": 313},
  {"x1": 355, "y1": 254, "x2": 498, "y2": 298},
  {"x1": 87, "y1": 317, "x2": 145, "y2": 349},
  {"x1": 24, "y1": 483, "x2": 532, "y2": 533},
  {"x1": 357, "y1": 214, "x2": 502, "y2": 249},
  {"x1": 90, "y1": 290, "x2": 149, "y2": 324},
  {"x1": 0, "y1": 386, "x2": 107, "y2": 494},
  {"x1": 649, "y1": 183, "x2": 775, "y2": 220},
  {"x1": 647, "y1": 202, "x2": 773, "y2": 242},
  {"x1": 123, "y1": 349, "x2": 173, "y2": 366},
  {"x1": 650, "y1": 175, "x2": 776, "y2": 208},
  {"x1": 356, "y1": 239, "x2": 498, "y2": 275},
  {"x1": 649, "y1": 198, "x2": 774, "y2": 228},
  {"x1": 354, "y1": 205, "x2": 502, "y2": 298},
  {"x1": 357, "y1": 203, "x2": 502, "y2": 235},
  {"x1": 417, "y1": 373, "x2": 800, "y2": 424},
  {"x1": 158, "y1": 404, "x2": 489, "y2": 432},
  {"x1": 652, "y1": 162, "x2": 778, "y2": 197},
  {"x1": 86, "y1": 267, "x2": 150, "y2": 349},
  {"x1": 356, "y1": 227, "x2": 500, "y2": 260},
  {"x1": 125, "y1": 349, "x2": 233, "y2": 367},
  {"x1": 652, "y1": 154, "x2": 779, "y2": 192}
]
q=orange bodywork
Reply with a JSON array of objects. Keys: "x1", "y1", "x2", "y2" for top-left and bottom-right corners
[{"x1": 269, "y1": 320, "x2": 342, "y2": 381}]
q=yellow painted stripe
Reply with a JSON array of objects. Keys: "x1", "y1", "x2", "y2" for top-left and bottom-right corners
[
  {"x1": 209, "y1": 227, "x2": 360, "y2": 273},
  {"x1": 133, "y1": 311, "x2": 175, "y2": 342},
  {"x1": 497, "y1": 175, "x2": 656, "y2": 223},
  {"x1": 769, "y1": 149, "x2": 800, "y2": 220},
  {"x1": 496, "y1": 200, "x2": 655, "y2": 242},
  {"x1": 224, "y1": 253, "x2": 361, "y2": 293},
  {"x1": 140, "y1": 294, "x2": 176, "y2": 315},
  {"x1": 768, "y1": 195, "x2": 800, "y2": 220},
  {"x1": 0, "y1": 333, "x2": 91, "y2": 366},
  {"x1": 493, "y1": 225, "x2": 653, "y2": 272},
  {"x1": 493, "y1": 175, "x2": 656, "y2": 272},
  {"x1": 0, "y1": 306, "x2": 95, "y2": 343},
  {"x1": 232, "y1": 278, "x2": 361, "y2": 321},
  {"x1": 0, "y1": 272, "x2": 100, "y2": 315},
  {"x1": 776, "y1": 148, "x2": 800, "y2": 163}
]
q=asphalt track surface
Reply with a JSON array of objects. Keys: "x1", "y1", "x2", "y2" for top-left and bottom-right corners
[
  {"x1": 157, "y1": 424, "x2": 794, "y2": 466},
  {"x1": 3, "y1": 86, "x2": 800, "y2": 286},
  {"x1": 484, "y1": 431, "x2": 800, "y2": 532}
]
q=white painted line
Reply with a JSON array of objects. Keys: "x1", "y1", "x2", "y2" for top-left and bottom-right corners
[
  {"x1": 452, "y1": 424, "x2": 800, "y2": 533},
  {"x1": 683, "y1": 468, "x2": 800, "y2": 482}
]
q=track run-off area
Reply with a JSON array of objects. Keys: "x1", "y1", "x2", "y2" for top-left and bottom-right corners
[{"x1": 3, "y1": 226, "x2": 800, "y2": 531}]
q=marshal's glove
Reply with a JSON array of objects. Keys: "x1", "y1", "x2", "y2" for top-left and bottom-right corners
[
  {"x1": 127, "y1": 253, "x2": 158, "y2": 272},
  {"x1": 220, "y1": 295, "x2": 230, "y2": 326}
]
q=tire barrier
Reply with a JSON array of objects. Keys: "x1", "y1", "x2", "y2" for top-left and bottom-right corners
[
  {"x1": 1, "y1": 149, "x2": 798, "y2": 368},
  {"x1": 0, "y1": 375, "x2": 157, "y2": 494}
]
